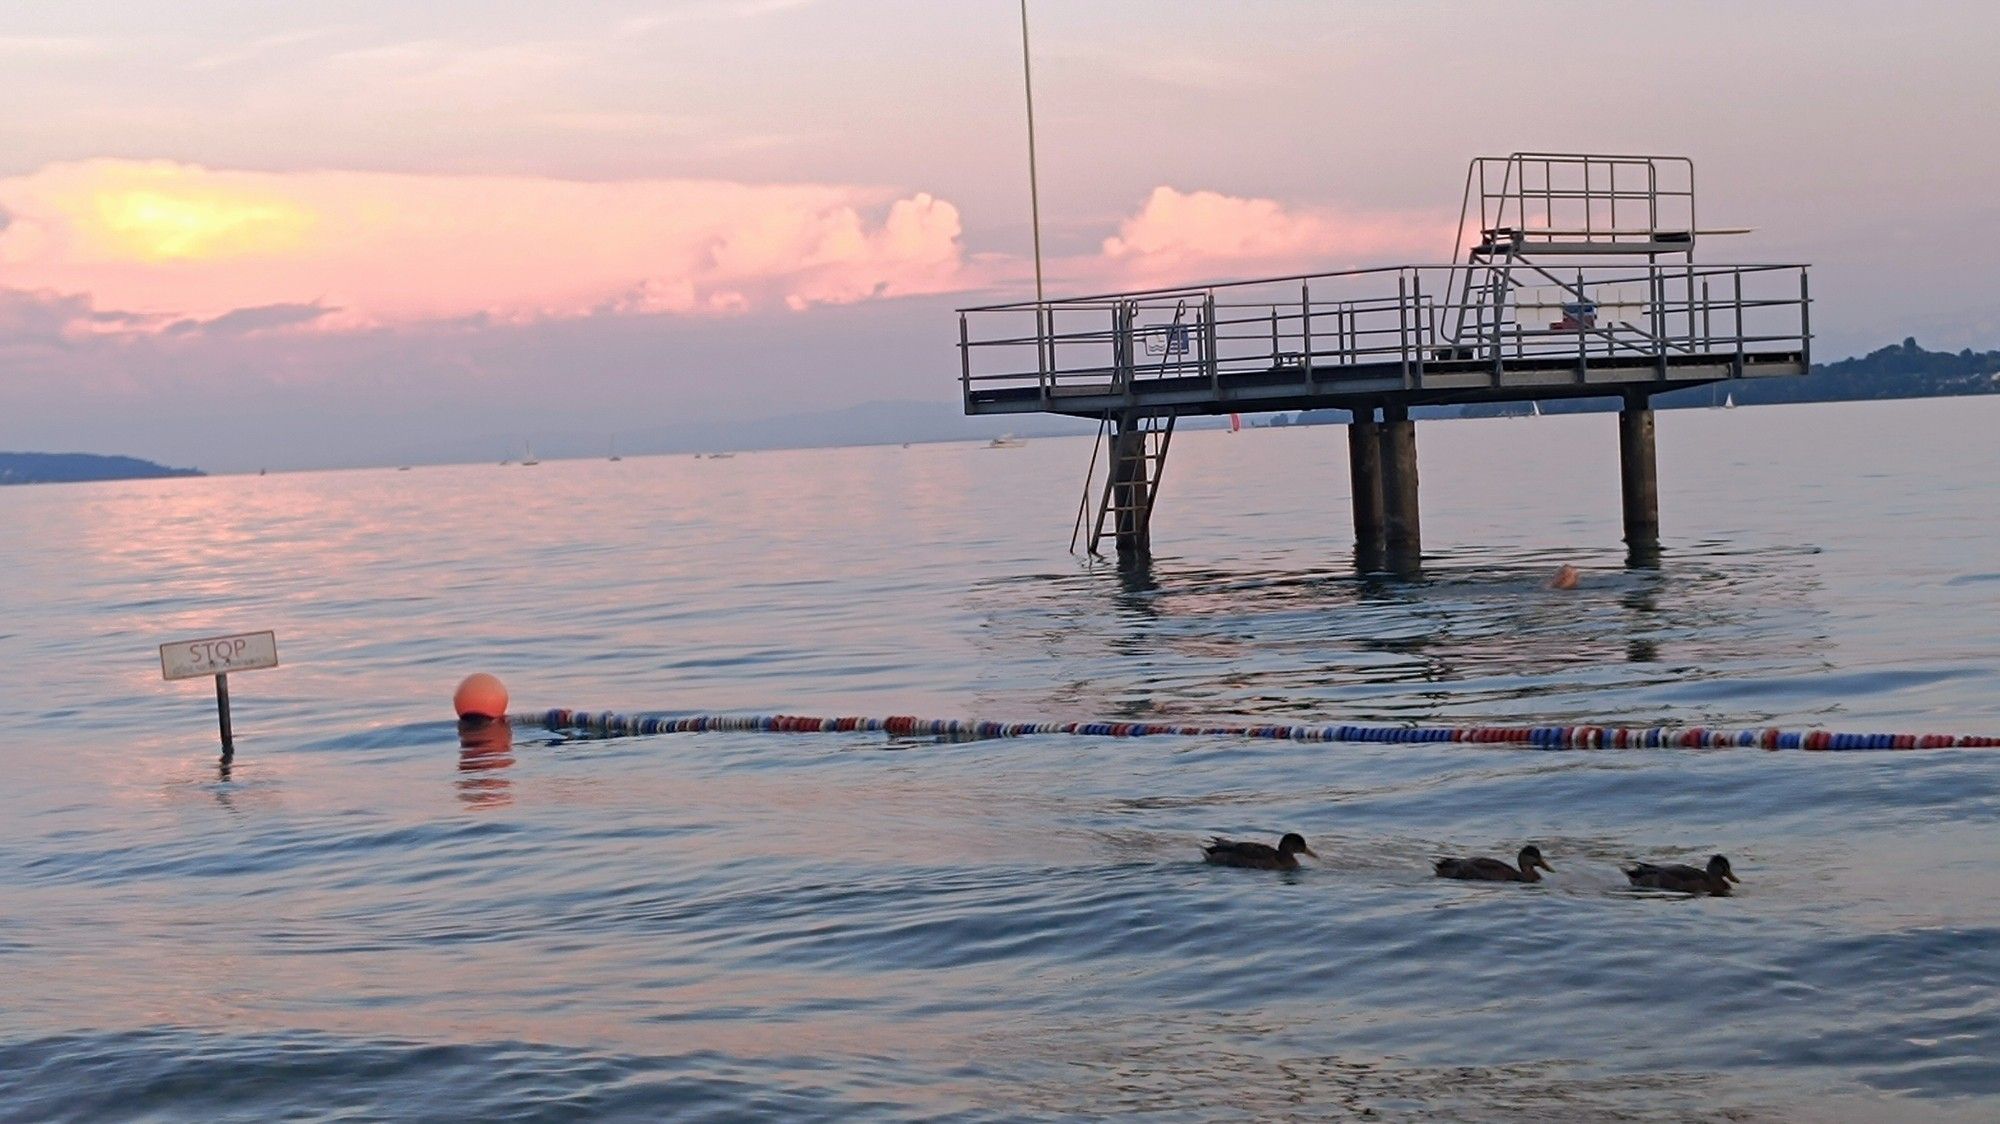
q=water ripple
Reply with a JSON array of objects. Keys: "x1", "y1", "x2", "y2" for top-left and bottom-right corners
[{"x1": 3, "y1": 400, "x2": 1999, "y2": 1118}]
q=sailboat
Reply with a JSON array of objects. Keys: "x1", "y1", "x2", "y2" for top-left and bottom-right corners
[
  {"x1": 1229, "y1": 412, "x2": 1242, "y2": 433},
  {"x1": 520, "y1": 441, "x2": 539, "y2": 466},
  {"x1": 1531, "y1": 400, "x2": 1543, "y2": 418},
  {"x1": 1724, "y1": 390, "x2": 1737, "y2": 409},
  {"x1": 608, "y1": 436, "x2": 621, "y2": 461}
]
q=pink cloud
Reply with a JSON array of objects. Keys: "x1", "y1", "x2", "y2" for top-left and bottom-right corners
[
  {"x1": 0, "y1": 159, "x2": 967, "y2": 327},
  {"x1": 1090, "y1": 186, "x2": 1441, "y2": 289}
]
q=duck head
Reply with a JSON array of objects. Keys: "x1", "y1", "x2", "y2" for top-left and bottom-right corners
[
  {"x1": 1519, "y1": 845, "x2": 1554, "y2": 874},
  {"x1": 1278, "y1": 833, "x2": 1319, "y2": 859},
  {"x1": 1707, "y1": 854, "x2": 1740, "y2": 884}
]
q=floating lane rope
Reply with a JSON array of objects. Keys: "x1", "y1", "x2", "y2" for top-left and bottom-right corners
[{"x1": 506, "y1": 709, "x2": 2000, "y2": 751}]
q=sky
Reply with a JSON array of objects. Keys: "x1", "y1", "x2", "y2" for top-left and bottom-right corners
[{"x1": 3, "y1": 0, "x2": 1997, "y2": 470}]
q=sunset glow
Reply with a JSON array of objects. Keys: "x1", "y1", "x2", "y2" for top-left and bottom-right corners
[
  {"x1": 91, "y1": 186, "x2": 315, "y2": 262},
  {"x1": 0, "y1": 161, "x2": 971, "y2": 326}
]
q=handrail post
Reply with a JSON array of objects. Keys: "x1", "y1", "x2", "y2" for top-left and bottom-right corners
[
  {"x1": 1411, "y1": 270, "x2": 1426, "y2": 387},
  {"x1": 1397, "y1": 273, "x2": 1411, "y2": 386},
  {"x1": 1301, "y1": 281, "x2": 1315, "y2": 388},
  {"x1": 1489, "y1": 266, "x2": 1503, "y2": 383},
  {"x1": 959, "y1": 313, "x2": 971, "y2": 405},
  {"x1": 1112, "y1": 300, "x2": 1128, "y2": 388},
  {"x1": 1683, "y1": 258, "x2": 1696, "y2": 355},
  {"x1": 1045, "y1": 303, "x2": 1058, "y2": 388},
  {"x1": 1575, "y1": 268, "x2": 1588, "y2": 383},
  {"x1": 1799, "y1": 268, "x2": 1812, "y2": 367},
  {"x1": 1205, "y1": 291, "x2": 1219, "y2": 395},
  {"x1": 1732, "y1": 267, "x2": 1745, "y2": 378},
  {"x1": 1647, "y1": 260, "x2": 1661, "y2": 349},
  {"x1": 1701, "y1": 279, "x2": 1711, "y2": 350},
  {"x1": 1653, "y1": 262, "x2": 1668, "y2": 381},
  {"x1": 1110, "y1": 303, "x2": 1125, "y2": 390},
  {"x1": 1036, "y1": 303, "x2": 1050, "y2": 405}
]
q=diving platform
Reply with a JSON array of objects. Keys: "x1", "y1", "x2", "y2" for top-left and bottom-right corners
[{"x1": 956, "y1": 153, "x2": 1811, "y2": 564}]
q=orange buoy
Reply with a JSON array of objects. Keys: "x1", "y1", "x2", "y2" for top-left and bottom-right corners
[
  {"x1": 453, "y1": 673, "x2": 510, "y2": 721},
  {"x1": 1549, "y1": 564, "x2": 1580, "y2": 591}
]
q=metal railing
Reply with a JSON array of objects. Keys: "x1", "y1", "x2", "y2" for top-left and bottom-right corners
[{"x1": 958, "y1": 261, "x2": 1810, "y2": 406}]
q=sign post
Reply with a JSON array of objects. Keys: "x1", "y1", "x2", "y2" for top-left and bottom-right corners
[
  {"x1": 160, "y1": 631, "x2": 279, "y2": 757},
  {"x1": 216, "y1": 673, "x2": 234, "y2": 752}
]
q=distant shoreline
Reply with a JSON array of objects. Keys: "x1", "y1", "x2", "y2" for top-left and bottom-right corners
[
  {"x1": 10, "y1": 339, "x2": 1995, "y2": 480},
  {"x1": 0, "y1": 452, "x2": 205, "y2": 486}
]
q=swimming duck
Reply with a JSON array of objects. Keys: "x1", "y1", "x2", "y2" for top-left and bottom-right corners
[
  {"x1": 1203, "y1": 833, "x2": 1317, "y2": 870},
  {"x1": 1624, "y1": 854, "x2": 1739, "y2": 896},
  {"x1": 1434, "y1": 845, "x2": 1552, "y2": 882}
]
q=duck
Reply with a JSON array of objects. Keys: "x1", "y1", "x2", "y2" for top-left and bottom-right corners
[
  {"x1": 1434, "y1": 844, "x2": 1552, "y2": 882},
  {"x1": 1203, "y1": 833, "x2": 1317, "y2": 870},
  {"x1": 1624, "y1": 854, "x2": 1739, "y2": 896}
]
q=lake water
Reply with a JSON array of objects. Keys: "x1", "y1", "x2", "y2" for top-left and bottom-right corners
[{"x1": 3, "y1": 396, "x2": 1998, "y2": 1122}]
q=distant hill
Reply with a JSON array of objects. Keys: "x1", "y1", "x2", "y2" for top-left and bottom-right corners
[
  {"x1": 0, "y1": 452, "x2": 205, "y2": 485},
  {"x1": 1273, "y1": 338, "x2": 2000, "y2": 426},
  {"x1": 1659, "y1": 337, "x2": 2000, "y2": 409}
]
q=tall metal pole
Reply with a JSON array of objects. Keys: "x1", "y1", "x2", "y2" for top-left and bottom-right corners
[{"x1": 1019, "y1": 0, "x2": 1048, "y2": 370}]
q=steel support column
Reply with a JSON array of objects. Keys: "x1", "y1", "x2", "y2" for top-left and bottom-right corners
[
  {"x1": 1347, "y1": 408, "x2": 1386, "y2": 569},
  {"x1": 1379, "y1": 404, "x2": 1421, "y2": 566},
  {"x1": 1619, "y1": 390, "x2": 1659, "y2": 549}
]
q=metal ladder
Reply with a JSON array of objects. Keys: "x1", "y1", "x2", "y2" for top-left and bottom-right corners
[
  {"x1": 1446, "y1": 248, "x2": 1524, "y2": 359},
  {"x1": 1071, "y1": 413, "x2": 1174, "y2": 556},
  {"x1": 1067, "y1": 300, "x2": 1188, "y2": 555}
]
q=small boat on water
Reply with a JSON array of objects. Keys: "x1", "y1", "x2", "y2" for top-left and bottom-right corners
[
  {"x1": 986, "y1": 434, "x2": 1026, "y2": 449},
  {"x1": 520, "y1": 441, "x2": 539, "y2": 466}
]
